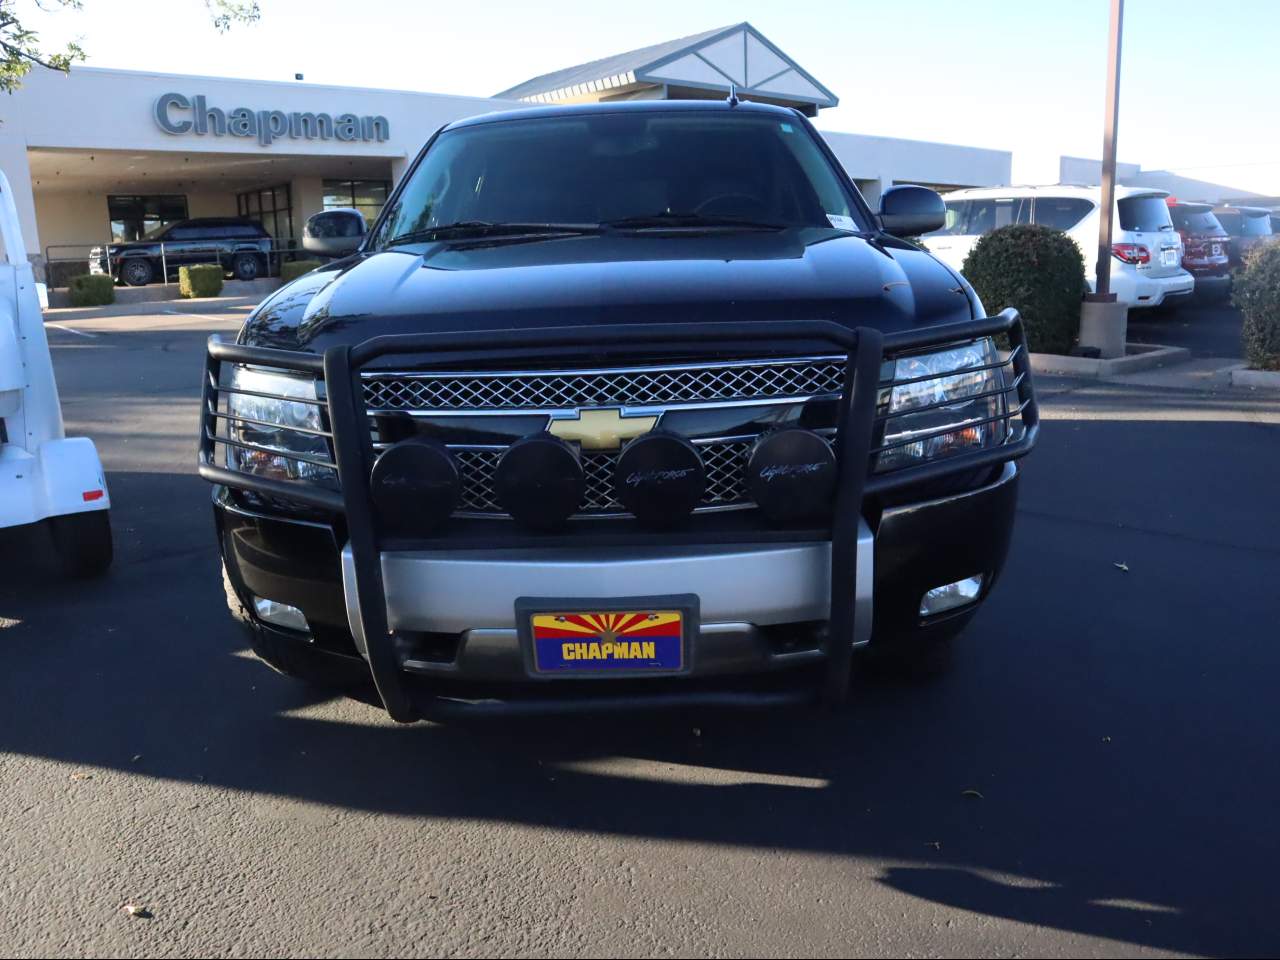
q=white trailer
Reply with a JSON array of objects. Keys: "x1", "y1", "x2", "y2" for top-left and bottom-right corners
[{"x1": 0, "y1": 169, "x2": 112, "y2": 576}]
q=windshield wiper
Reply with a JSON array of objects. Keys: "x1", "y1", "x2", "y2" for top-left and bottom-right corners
[
  {"x1": 385, "y1": 221, "x2": 603, "y2": 246},
  {"x1": 604, "y1": 212, "x2": 791, "y2": 231}
]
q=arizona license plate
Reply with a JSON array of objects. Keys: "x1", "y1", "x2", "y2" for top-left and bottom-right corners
[
  {"x1": 527, "y1": 609, "x2": 686, "y2": 674},
  {"x1": 1161, "y1": 248, "x2": 1179, "y2": 266}
]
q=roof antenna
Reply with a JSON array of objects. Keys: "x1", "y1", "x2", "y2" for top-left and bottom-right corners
[{"x1": 726, "y1": 83, "x2": 740, "y2": 107}]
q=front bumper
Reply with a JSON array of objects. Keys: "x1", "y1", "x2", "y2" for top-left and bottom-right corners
[
  {"x1": 204, "y1": 313, "x2": 1037, "y2": 721},
  {"x1": 217, "y1": 460, "x2": 1019, "y2": 710}
]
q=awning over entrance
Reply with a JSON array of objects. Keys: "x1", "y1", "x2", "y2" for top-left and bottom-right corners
[{"x1": 495, "y1": 23, "x2": 838, "y2": 116}]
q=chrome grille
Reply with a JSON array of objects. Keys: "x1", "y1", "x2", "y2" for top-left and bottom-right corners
[
  {"x1": 453, "y1": 439, "x2": 754, "y2": 517},
  {"x1": 363, "y1": 356, "x2": 845, "y2": 411}
]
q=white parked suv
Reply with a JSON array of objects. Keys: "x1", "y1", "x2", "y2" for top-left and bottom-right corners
[{"x1": 923, "y1": 185, "x2": 1194, "y2": 310}]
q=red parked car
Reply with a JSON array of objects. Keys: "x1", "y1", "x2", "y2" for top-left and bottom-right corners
[{"x1": 1167, "y1": 200, "x2": 1230, "y2": 279}]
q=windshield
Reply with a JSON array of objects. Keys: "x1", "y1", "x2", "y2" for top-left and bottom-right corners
[
  {"x1": 372, "y1": 112, "x2": 865, "y2": 246},
  {"x1": 1171, "y1": 208, "x2": 1226, "y2": 235},
  {"x1": 142, "y1": 222, "x2": 172, "y2": 241},
  {"x1": 1117, "y1": 195, "x2": 1173, "y2": 232}
]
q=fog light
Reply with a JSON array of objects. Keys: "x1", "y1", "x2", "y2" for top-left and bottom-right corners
[
  {"x1": 254, "y1": 597, "x2": 309, "y2": 632},
  {"x1": 918, "y1": 574, "x2": 984, "y2": 617}
]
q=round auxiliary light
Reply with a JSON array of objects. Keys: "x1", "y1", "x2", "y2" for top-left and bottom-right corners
[
  {"x1": 614, "y1": 431, "x2": 705, "y2": 527},
  {"x1": 370, "y1": 436, "x2": 460, "y2": 533},
  {"x1": 494, "y1": 434, "x2": 585, "y2": 530},
  {"x1": 746, "y1": 428, "x2": 837, "y2": 524}
]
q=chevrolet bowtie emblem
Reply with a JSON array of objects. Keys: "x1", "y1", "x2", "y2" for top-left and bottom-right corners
[{"x1": 547, "y1": 408, "x2": 659, "y2": 451}]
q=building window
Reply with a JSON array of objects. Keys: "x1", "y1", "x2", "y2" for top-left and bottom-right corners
[
  {"x1": 236, "y1": 184, "x2": 294, "y2": 240},
  {"x1": 108, "y1": 195, "x2": 189, "y2": 242},
  {"x1": 323, "y1": 179, "x2": 390, "y2": 226}
]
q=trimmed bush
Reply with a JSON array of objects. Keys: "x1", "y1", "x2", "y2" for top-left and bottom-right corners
[
  {"x1": 1232, "y1": 239, "x2": 1280, "y2": 370},
  {"x1": 961, "y1": 224, "x2": 1087, "y2": 356},
  {"x1": 280, "y1": 259, "x2": 323, "y2": 284},
  {"x1": 68, "y1": 273, "x2": 115, "y2": 308},
  {"x1": 179, "y1": 263, "x2": 224, "y2": 299}
]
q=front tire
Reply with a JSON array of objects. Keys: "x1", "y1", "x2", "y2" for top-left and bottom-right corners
[
  {"x1": 231, "y1": 253, "x2": 261, "y2": 282},
  {"x1": 48, "y1": 510, "x2": 113, "y2": 577},
  {"x1": 120, "y1": 258, "x2": 154, "y2": 286}
]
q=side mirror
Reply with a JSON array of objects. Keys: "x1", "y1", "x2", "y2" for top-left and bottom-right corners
[
  {"x1": 878, "y1": 185, "x2": 946, "y2": 238},
  {"x1": 302, "y1": 208, "x2": 367, "y2": 258}
]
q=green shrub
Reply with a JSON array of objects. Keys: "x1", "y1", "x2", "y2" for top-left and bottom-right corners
[
  {"x1": 179, "y1": 263, "x2": 224, "y2": 299},
  {"x1": 280, "y1": 259, "x2": 323, "y2": 284},
  {"x1": 961, "y1": 224, "x2": 1087, "y2": 355},
  {"x1": 68, "y1": 273, "x2": 115, "y2": 308},
  {"x1": 1232, "y1": 239, "x2": 1280, "y2": 370}
]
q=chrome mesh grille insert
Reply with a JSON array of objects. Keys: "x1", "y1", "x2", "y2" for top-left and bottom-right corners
[
  {"x1": 364, "y1": 357, "x2": 846, "y2": 411},
  {"x1": 453, "y1": 439, "x2": 755, "y2": 517}
]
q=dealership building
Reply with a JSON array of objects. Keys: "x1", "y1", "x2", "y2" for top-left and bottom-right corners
[{"x1": 0, "y1": 23, "x2": 1012, "y2": 284}]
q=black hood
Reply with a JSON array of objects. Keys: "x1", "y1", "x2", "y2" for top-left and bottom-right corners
[{"x1": 241, "y1": 228, "x2": 975, "y2": 356}]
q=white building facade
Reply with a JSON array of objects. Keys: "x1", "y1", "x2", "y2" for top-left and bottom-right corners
[{"x1": 0, "y1": 23, "x2": 1011, "y2": 285}]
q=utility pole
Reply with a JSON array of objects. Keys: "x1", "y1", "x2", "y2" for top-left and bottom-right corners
[{"x1": 1079, "y1": 0, "x2": 1128, "y2": 359}]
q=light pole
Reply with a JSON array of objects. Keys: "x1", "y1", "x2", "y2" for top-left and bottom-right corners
[{"x1": 1079, "y1": 0, "x2": 1128, "y2": 359}]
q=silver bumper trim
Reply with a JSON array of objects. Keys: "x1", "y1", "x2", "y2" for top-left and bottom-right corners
[{"x1": 341, "y1": 521, "x2": 874, "y2": 655}]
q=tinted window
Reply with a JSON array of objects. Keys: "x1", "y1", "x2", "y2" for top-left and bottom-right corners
[
  {"x1": 1117, "y1": 195, "x2": 1173, "y2": 232},
  {"x1": 1170, "y1": 208, "x2": 1225, "y2": 234},
  {"x1": 1239, "y1": 213, "x2": 1272, "y2": 237},
  {"x1": 1215, "y1": 212, "x2": 1241, "y2": 235},
  {"x1": 930, "y1": 197, "x2": 1029, "y2": 236},
  {"x1": 375, "y1": 112, "x2": 864, "y2": 244},
  {"x1": 165, "y1": 226, "x2": 200, "y2": 240},
  {"x1": 1033, "y1": 197, "x2": 1093, "y2": 231}
]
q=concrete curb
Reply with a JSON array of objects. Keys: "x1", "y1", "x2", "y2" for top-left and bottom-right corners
[
  {"x1": 1027, "y1": 343, "x2": 1191, "y2": 379},
  {"x1": 1231, "y1": 367, "x2": 1280, "y2": 390},
  {"x1": 47, "y1": 277, "x2": 281, "y2": 309}
]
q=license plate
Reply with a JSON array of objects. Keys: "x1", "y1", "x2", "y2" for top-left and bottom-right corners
[
  {"x1": 1212, "y1": 243, "x2": 1222, "y2": 257},
  {"x1": 1161, "y1": 248, "x2": 1179, "y2": 266},
  {"x1": 519, "y1": 599, "x2": 694, "y2": 675}
]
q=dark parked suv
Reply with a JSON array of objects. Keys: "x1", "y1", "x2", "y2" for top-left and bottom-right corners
[
  {"x1": 1213, "y1": 206, "x2": 1274, "y2": 268},
  {"x1": 91, "y1": 217, "x2": 273, "y2": 286},
  {"x1": 199, "y1": 100, "x2": 1038, "y2": 722}
]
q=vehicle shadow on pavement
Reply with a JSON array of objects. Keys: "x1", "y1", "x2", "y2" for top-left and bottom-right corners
[{"x1": 1, "y1": 447, "x2": 1277, "y2": 957}]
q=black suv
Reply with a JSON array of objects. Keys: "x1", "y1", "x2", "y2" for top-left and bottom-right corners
[
  {"x1": 199, "y1": 101, "x2": 1038, "y2": 722},
  {"x1": 92, "y1": 217, "x2": 273, "y2": 286}
]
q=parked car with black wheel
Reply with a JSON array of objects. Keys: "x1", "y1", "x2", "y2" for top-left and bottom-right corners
[
  {"x1": 89, "y1": 217, "x2": 274, "y2": 286},
  {"x1": 1213, "y1": 206, "x2": 1274, "y2": 268}
]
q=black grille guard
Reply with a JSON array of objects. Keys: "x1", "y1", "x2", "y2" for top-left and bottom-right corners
[{"x1": 199, "y1": 310, "x2": 1039, "y2": 721}]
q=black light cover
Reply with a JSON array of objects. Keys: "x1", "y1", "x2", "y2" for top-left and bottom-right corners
[
  {"x1": 370, "y1": 436, "x2": 460, "y2": 533},
  {"x1": 746, "y1": 428, "x2": 837, "y2": 523},
  {"x1": 614, "y1": 431, "x2": 706, "y2": 526},
  {"x1": 495, "y1": 433, "x2": 585, "y2": 530}
]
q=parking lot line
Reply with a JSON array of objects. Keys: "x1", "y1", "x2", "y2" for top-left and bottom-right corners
[{"x1": 44, "y1": 323, "x2": 97, "y2": 338}]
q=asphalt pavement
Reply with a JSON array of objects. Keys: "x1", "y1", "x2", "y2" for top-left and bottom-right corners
[
  {"x1": 2, "y1": 296, "x2": 1278, "y2": 958},
  {"x1": 1126, "y1": 279, "x2": 1242, "y2": 358}
]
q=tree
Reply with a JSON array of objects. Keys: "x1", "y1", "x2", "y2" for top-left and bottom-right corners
[{"x1": 0, "y1": 0, "x2": 261, "y2": 94}]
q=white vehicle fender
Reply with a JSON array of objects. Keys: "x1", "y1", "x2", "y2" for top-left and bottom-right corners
[{"x1": 37, "y1": 436, "x2": 111, "y2": 517}]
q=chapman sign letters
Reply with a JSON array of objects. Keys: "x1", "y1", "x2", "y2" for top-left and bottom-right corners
[{"x1": 154, "y1": 93, "x2": 390, "y2": 146}]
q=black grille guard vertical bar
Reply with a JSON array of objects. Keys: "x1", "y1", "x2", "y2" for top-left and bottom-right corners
[
  {"x1": 324, "y1": 345, "x2": 418, "y2": 723},
  {"x1": 823, "y1": 325, "x2": 881, "y2": 704}
]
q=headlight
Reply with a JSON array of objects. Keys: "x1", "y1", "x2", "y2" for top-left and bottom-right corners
[
  {"x1": 877, "y1": 338, "x2": 1006, "y2": 472},
  {"x1": 224, "y1": 365, "x2": 334, "y2": 483}
]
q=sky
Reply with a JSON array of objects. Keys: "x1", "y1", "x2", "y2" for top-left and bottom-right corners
[{"x1": 10, "y1": 0, "x2": 1279, "y2": 194}]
